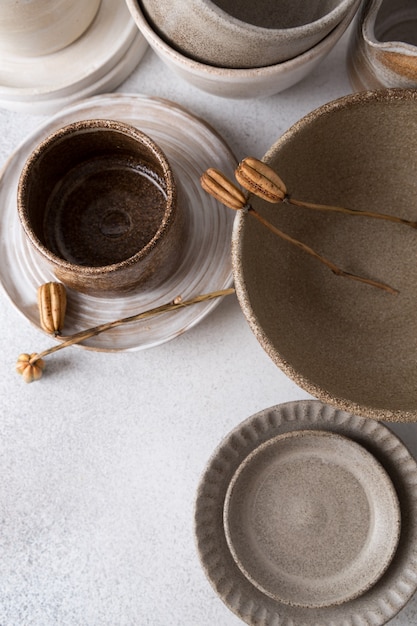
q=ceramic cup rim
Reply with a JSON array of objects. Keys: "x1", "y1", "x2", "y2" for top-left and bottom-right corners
[
  {"x1": 17, "y1": 118, "x2": 177, "y2": 278},
  {"x1": 362, "y1": 0, "x2": 417, "y2": 53}
]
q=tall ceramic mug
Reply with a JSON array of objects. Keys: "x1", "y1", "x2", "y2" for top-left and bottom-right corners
[
  {"x1": 0, "y1": 0, "x2": 101, "y2": 57},
  {"x1": 17, "y1": 119, "x2": 184, "y2": 296}
]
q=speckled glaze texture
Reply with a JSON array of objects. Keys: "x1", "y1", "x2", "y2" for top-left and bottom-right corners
[
  {"x1": 17, "y1": 119, "x2": 183, "y2": 296},
  {"x1": 125, "y1": 0, "x2": 361, "y2": 98},
  {"x1": 347, "y1": 0, "x2": 417, "y2": 90},
  {"x1": 195, "y1": 400, "x2": 417, "y2": 625},
  {"x1": 137, "y1": 0, "x2": 357, "y2": 68},
  {"x1": 232, "y1": 89, "x2": 417, "y2": 422},
  {"x1": 223, "y1": 429, "x2": 400, "y2": 609},
  {"x1": 0, "y1": 0, "x2": 101, "y2": 57}
]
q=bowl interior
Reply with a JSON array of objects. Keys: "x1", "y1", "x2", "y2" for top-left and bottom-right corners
[
  {"x1": 212, "y1": 0, "x2": 346, "y2": 29},
  {"x1": 19, "y1": 121, "x2": 173, "y2": 269},
  {"x1": 233, "y1": 89, "x2": 417, "y2": 421}
]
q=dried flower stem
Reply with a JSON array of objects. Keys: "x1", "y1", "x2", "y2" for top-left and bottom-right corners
[
  {"x1": 201, "y1": 165, "x2": 399, "y2": 295},
  {"x1": 29, "y1": 288, "x2": 235, "y2": 365},
  {"x1": 236, "y1": 157, "x2": 417, "y2": 231},
  {"x1": 248, "y1": 207, "x2": 398, "y2": 295},
  {"x1": 287, "y1": 197, "x2": 417, "y2": 229}
]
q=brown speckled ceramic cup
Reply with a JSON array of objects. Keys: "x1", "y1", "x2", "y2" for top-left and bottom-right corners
[{"x1": 17, "y1": 119, "x2": 183, "y2": 295}]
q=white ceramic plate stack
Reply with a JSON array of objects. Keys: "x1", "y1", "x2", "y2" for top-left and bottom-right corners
[
  {"x1": 195, "y1": 400, "x2": 417, "y2": 625},
  {"x1": 0, "y1": 0, "x2": 148, "y2": 114}
]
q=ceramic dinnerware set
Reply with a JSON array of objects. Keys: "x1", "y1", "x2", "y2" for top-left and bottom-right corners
[
  {"x1": 195, "y1": 400, "x2": 417, "y2": 625},
  {"x1": 1, "y1": 1, "x2": 417, "y2": 625}
]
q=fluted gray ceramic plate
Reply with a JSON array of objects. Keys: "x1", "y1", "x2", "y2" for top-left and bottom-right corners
[{"x1": 195, "y1": 400, "x2": 417, "y2": 626}]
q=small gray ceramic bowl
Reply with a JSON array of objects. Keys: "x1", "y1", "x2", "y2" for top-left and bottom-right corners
[
  {"x1": 125, "y1": 0, "x2": 361, "y2": 98},
  {"x1": 232, "y1": 89, "x2": 417, "y2": 423}
]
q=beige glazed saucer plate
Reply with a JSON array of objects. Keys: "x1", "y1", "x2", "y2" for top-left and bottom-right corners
[
  {"x1": 0, "y1": 94, "x2": 236, "y2": 351},
  {"x1": 224, "y1": 429, "x2": 400, "y2": 609},
  {"x1": 195, "y1": 400, "x2": 417, "y2": 626}
]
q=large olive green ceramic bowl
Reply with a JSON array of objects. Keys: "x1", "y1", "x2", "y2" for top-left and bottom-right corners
[{"x1": 232, "y1": 89, "x2": 417, "y2": 422}]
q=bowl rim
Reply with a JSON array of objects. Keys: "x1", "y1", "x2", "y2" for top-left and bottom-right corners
[
  {"x1": 134, "y1": 0, "x2": 357, "y2": 37},
  {"x1": 231, "y1": 87, "x2": 417, "y2": 423},
  {"x1": 125, "y1": 0, "x2": 361, "y2": 75}
]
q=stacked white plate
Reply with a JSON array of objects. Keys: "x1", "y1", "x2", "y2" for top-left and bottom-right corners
[{"x1": 0, "y1": 0, "x2": 148, "y2": 114}]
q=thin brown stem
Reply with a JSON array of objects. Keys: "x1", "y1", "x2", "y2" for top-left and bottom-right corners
[
  {"x1": 29, "y1": 288, "x2": 235, "y2": 364},
  {"x1": 248, "y1": 208, "x2": 398, "y2": 295},
  {"x1": 287, "y1": 197, "x2": 417, "y2": 229}
]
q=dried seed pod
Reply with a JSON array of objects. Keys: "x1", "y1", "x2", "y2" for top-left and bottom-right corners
[
  {"x1": 235, "y1": 156, "x2": 287, "y2": 203},
  {"x1": 16, "y1": 353, "x2": 45, "y2": 383},
  {"x1": 200, "y1": 168, "x2": 247, "y2": 210},
  {"x1": 37, "y1": 281, "x2": 67, "y2": 336}
]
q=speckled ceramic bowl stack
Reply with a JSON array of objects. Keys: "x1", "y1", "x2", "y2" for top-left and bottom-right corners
[
  {"x1": 125, "y1": 0, "x2": 361, "y2": 98},
  {"x1": 195, "y1": 400, "x2": 417, "y2": 626}
]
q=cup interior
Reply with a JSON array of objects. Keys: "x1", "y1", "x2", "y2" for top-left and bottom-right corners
[
  {"x1": 18, "y1": 120, "x2": 174, "y2": 270},
  {"x1": 373, "y1": 0, "x2": 417, "y2": 46}
]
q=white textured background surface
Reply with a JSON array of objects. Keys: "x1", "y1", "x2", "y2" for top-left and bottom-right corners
[{"x1": 1, "y1": 20, "x2": 417, "y2": 626}]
